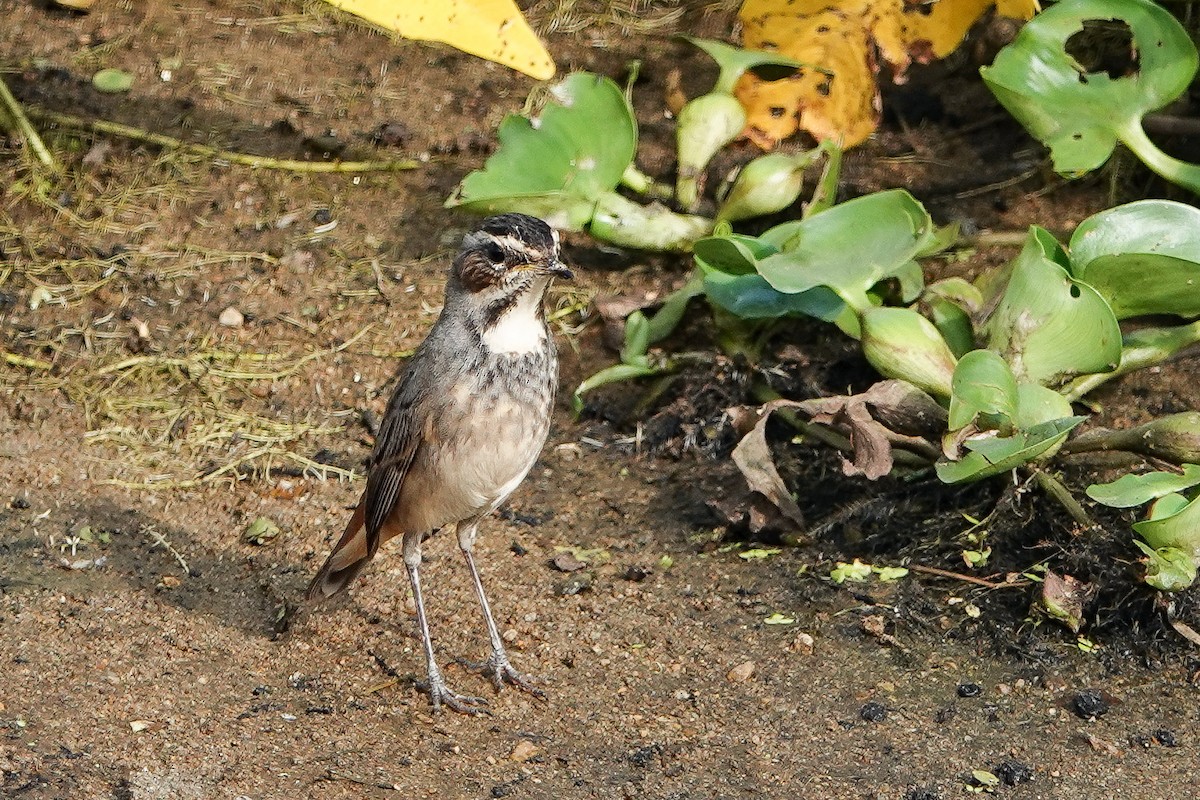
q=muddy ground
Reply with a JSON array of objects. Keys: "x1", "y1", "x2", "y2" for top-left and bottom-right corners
[{"x1": 2, "y1": 2, "x2": 1198, "y2": 798}]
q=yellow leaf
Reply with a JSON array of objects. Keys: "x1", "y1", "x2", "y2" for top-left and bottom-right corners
[
  {"x1": 322, "y1": 0, "x2": 555, "y2": 80},
  {"x1": 737, "y1": 0, "x2": 1038, "y2": 149}
]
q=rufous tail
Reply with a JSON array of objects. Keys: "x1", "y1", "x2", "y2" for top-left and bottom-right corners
[{"x1": 307, "y1": 500, "x2": 371, "y2": 601}]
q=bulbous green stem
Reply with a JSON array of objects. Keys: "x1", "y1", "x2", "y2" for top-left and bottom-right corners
[
  {"x1": 588, "y1": 191, "x2": 714, "y2": 252},
  {"x1": 1119, "y1": 120, "x2": 1200, "y2": 194},
  {"x1": 1061, "y1": 321, "x2": 1200, "y2": 403}
]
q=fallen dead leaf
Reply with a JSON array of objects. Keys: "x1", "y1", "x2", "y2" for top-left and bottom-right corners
[
  {"x1": 729, "y1": 400, "x2": 808, "y2": 530},
  {"x1": 736, "y1": 0, "x2": 1038, "y2": 148}
]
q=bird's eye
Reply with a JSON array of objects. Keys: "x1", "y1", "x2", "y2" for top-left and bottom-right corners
[{"x1": 483, "y1": 242, "x2": 505, "y2": 265}]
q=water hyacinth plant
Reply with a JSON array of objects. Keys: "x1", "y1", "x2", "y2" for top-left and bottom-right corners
[
  {"x1": 446, "y1": 71, "x2": 711, "y2": 252},
  {"x1": 1088, "y1": 463, "x2": 1200, "y2": 591},
  {"x1": 448, "y1": 40, "x2": 823, "y2": 251},
  {"x1": 981, "y1": 0, "x2": 1200, "y2": 192},
  {"x1": 673, "y1": 37, "x2": 809, "y2": 211}
]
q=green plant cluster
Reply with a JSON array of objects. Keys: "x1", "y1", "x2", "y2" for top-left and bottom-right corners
[{"x1": 446, "y1": 40, "x2": 829, "y2": 251}]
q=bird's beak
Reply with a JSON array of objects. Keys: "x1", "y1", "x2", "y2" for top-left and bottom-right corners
[{"x1": 546, "y1": 260, "x2": 573, "y2": 280}]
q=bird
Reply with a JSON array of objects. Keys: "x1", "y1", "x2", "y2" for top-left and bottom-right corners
[{"x1": 307, "y1": 213, "x2": 572, "y2": 714}]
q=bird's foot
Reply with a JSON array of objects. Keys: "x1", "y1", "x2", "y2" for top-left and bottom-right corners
[
  {"x1": 415, "y1": 670, "x2": 490, "y2": 715},
  {"x1": 456, "y1": 650, "x2": 546, "y2": 699}
]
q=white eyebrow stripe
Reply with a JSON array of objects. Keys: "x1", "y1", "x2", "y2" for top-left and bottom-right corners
[{"x1": 490, "y1": 234, "x2": 546, "y2": 261}]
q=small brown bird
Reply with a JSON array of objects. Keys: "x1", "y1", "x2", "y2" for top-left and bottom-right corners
[{"x1": 308, "y1": 213, "x2": 571, "y2": 713}]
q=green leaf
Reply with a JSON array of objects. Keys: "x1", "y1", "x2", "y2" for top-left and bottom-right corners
[
  {"x1": 1132, "y1": 541, "x2": 1197, "y2": 592},
  {"x1": 1087, "y1": 464, "x2": 1200, "y2": 508},
  {"x1": 1013, "y1": 383, "x2": 1075, "y2": 431},
  {"x1": 621, "y1": 311, "x2": 651, "y2": 365},
  {"x1": 753, "y1": 190, "x2": 936, "y2": 313},
  {"x1": 1068, "y1": 200, "x2": 1200, "y2": 319},
  {"x1": 949, "y1": 350, "x2": 1018, "y2": 431},
  {"x1": 980, "y1": 0, "x2": 1199, "y2": 188},
  {"x1": 683, "y1": 36, "x2": 806, "y2": 94},
  {"x1": 572, "y1": 362, "x2": 663, "y2": 412},
  {"x1": 1134, "y1": 493, "x2": 1200, "y2": 557},
  {"x1": 243, "y1": 516, "x2": 282, "y2": 545},
  {"x1": 644, "y1": 271, "x2": 706, "y2": 344},
  {"x1": 872, "y1": 566, "x2": 909, "y2": 582},
  {"x1": 925, "y1": 296, "x2": 974, "y2": 358},
  {"x1": 936, "y1": 416, "x2": 1087, "y2": 484},
  {"x1": 700, "y1": 266, "x2": 849, "y2": 323},
  {"x1": 830, "y1": 559, "x2": 872, "y2": 584},
  {"x1": 92, "y1": 68, "x2": 134, "y2": 93},
  {"x1": 984, "y1": 228, "x2": 1121, "y2": 386},
  {"x1": 740, "y1": 547, "x2": 782, "y2": 560},
  {"x1": 446, "y1": 72, "x2": 636, "y2": 229},
  {"x1": 692, "y1": 234, "x2": 779, "y2": 277}
]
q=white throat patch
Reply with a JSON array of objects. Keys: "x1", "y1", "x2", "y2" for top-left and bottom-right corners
[{"x1": 482, "y1": 286, "x2": 547, "y2": 355}]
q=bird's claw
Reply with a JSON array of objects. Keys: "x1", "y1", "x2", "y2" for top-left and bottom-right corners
[
  {"x1": 455, "y1": 652, "x2": 547, "y2": 699},
  {"x1": 415, "y1": 674, "x2": 491, "y2": 715}
]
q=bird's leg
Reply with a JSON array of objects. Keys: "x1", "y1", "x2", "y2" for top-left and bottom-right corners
[
  {"x1": 455, "y1": 519, "x2": 546, "y2": 698},
  {"x1": 401, "y1": 531, "x2": 489, "y2": 714}
]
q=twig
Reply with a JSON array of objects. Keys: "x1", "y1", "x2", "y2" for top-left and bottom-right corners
[
  {"x1": 326, "y1": 769, "x2": 398, "y2": 791},
  {"x1": 1, "y1": 350, "x2": 54, "y2": 370},
  {"x1": 141, "y1": 524, "x2": 191, "y2": 574},
  {"x1": 960, "y1": 230, "x2": 1040, "y2": 248},
  {"x1": 1031, "y1": 468, "x2": 1098, "y2": 532},
  {"x1": 25, "y1": 107, "x2": 418, "y2": 173},
  {"x1": 0, "y1": 77, "x2": 59, "y2": 170},
  {"x1": 907, "y1": 564, "x2": 1018, "y2": 589}
]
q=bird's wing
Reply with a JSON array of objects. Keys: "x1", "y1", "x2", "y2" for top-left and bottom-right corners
[{"x1": 362, "y1": 363, "x2": 427, "y2": 556}]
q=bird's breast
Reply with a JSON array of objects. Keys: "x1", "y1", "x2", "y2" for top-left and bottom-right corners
[{"x1": 400, "y1": 346, "x2": 556, "y2": 530}]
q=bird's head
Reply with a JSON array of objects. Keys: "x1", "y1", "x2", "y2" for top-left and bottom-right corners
[{"x1": 452, "y1": 214, "x2": 572, "y2": 305}]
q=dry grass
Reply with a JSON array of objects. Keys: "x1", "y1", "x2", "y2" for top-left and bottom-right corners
[{"x1": 0, "y1": 140, "x2": 393, "y2": 489}]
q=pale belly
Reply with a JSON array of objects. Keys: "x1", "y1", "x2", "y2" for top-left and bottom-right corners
[{"x1": 394, "y1": 393, "x2": 550, "y2": 533}]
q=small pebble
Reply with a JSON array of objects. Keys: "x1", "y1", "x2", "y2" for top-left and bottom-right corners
[
  {"x1": 994, "y1": 759, "x2": 1033, "y2": 785},
  {"x1": 621, "y1": 565, "x2": 650, "y2": 582},
  {"x1": 860, "y1": 701, "x2": 887, "y2": 722},
  {"x1": 554, "y1": 573, "x2": 592, "y2": 596},
  {"x1": 957, "y1": 682, "x2": 982, "y2": 698},
  {"x1": 1072, "y1": 689, "x2": 1109, "y2": 720},
  {"x1": 726, "y1": 660, "x2": 755, "y2": 683},
  {"x1": 551, "y1": 552, "x2": 586, "y2": 572},
  {"x1": 508, "y1": 740, "x2": 539, "y2": 762},
  {"x1": 790, "y1": 632, "x2": 815, "y2": 655},
  {"x1": 218, "y1": 306, "x2": 244, "y2": 327}
]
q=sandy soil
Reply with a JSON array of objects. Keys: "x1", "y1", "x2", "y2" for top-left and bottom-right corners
[{"x1": 2, "y1": 2, "x2": 1197, "y2": 799}]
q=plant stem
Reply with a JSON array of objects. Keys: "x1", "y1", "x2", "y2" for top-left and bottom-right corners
[
  {"x1": 1119, "y1": 120, "x2": 1200, "y2": 194},
  {"x1": 620, "y1": 164, "x2": 675, "y2": 202},
  {"x1": 804, "y1": 140, "x2": 841, "y2": 218},
  {"x1": 25, "y1": 107, "x2": 418, "y2": 173},
  {"x1": 0, "y1": 77, "x2": 59, "y2": 170},
  {"x1": 1031, "y1": 468, "x2": 1097, "y2": 531}
]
